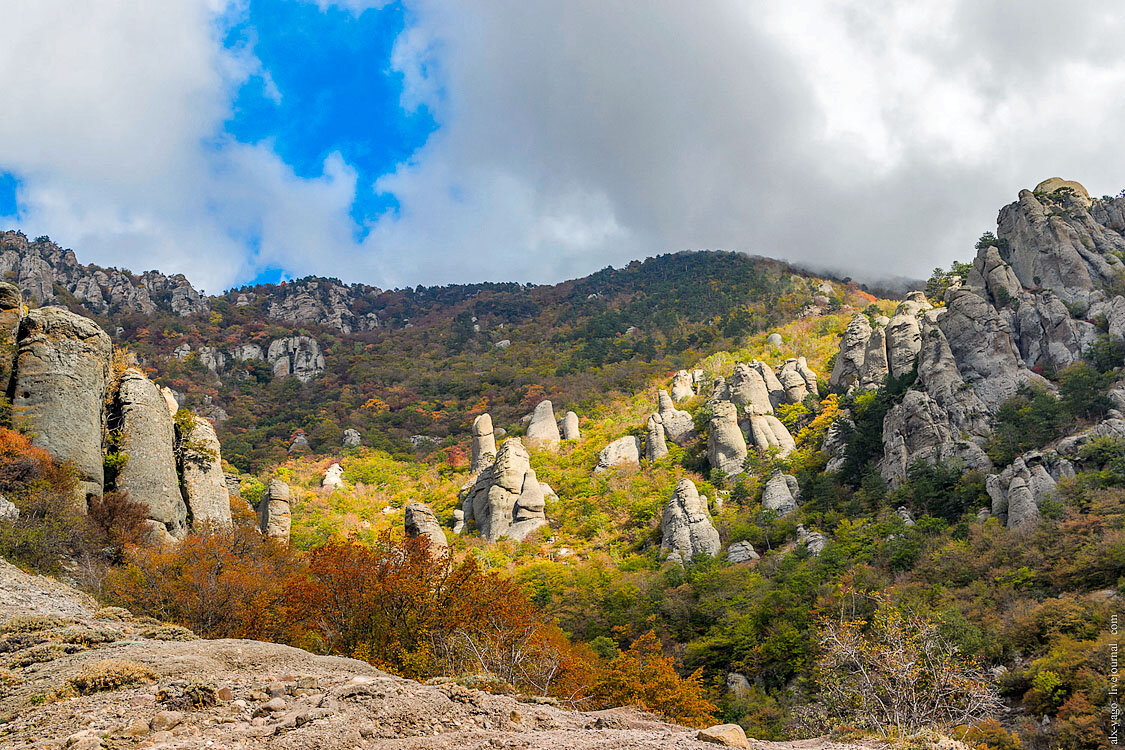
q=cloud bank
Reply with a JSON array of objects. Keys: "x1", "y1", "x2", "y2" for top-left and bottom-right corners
[{"x1": 4, "y1": 1, "x2": 1125, "y2": 291}]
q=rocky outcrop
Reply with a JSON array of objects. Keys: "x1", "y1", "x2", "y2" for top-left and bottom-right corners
[
  {"x1": 746, "y1": 414, "x2": 796, "y2": 457},
  {"x1": 656, "y1": 390, "x2": 695, "y2": 444},
  {"x1": 342, "y1": 428, "x2": 362, "y2": 448},
  {"x1": 798, "y1": 525, "x2": 828, "y2": 556},
  {"x1": 761, "y1": 473, "x2": 800, "y2": 517},
  {"x1": 559, "y1": 411, "x2": 581, "y2": 441},
  {"x1": 749, "y1": 361, "x2": 786, "y2": 408},
  {"x1": 708, "y1": 401, "x2": 747, "y2": 478},
  {"x1": 777, "y1": 360, "x2": 811, "y2": 403},
  {"x1": 0, "y1": 232, "x2": 207, "y2": 317},
  {"x1": 404, "y1": 502, "x2": 448, "y2": 551},
  {"x1": 288, "y1": 433, "x2": 311, "y2": 454},
  {"x1": 258, "y1": 276, "x2": 382, "y2": 333},
  {"x1": 660, "y1": 479, "x2": 721, "y2": 564},
  {"x1": 671, "y1": 370, "x2": 695, "y2": 401},
  {"x1": 230, "y1": 343, "x2": 263, "y2": 362},
  {"x1": 885, "y1": 293, "x2": 931, "y2": 378},
  {"x1": 10, "y1": 307, "x2": 112, "y2": 507},
  {"x1": 823, "y1": 415, "x2": 853, "y2": 473},
  {"x1": 258, "y1": 479, "x2": 292, "y2": 544},
  {"x1": 595, "y1": 436, "x2": 642, "y2": 473},
  {"x1": 322, "y1": 463, "x2": 344, "y2": 489},
  {"x1": 471, "y1": 414, "x2": 497, "y2": 473},
  {"x1": 996, "y1": 183, "x2": 1125, "y2": 307},
  {"x1": 726, "y1": 540, "x2": 759, "y2": 564},
  {"x1": 113, "y1": 369, "x2": 186, "y2": 537},
  {"x1": 460, "y1": 439, "x2": 549, "y2": 542},
  {"x1": 896, "y1": 506, "x2": 915, "y2": 526},
  {"x1": 525, "y1": 400, "x2": 561, "y2": 449},
  {"x1": 179, "y1": 414, "x2": 232, "y2": 529},
  {"x1": 829, "y1": 314, "x2": 874, "y2": 391},
  {"x1": 645, "y1": 414, "x2": 668, "y2": 461},
  {"x1": 722, "y1": 363, "x2": 774, "y2": 415},
  {"x1": 881, "y1": 390, "x2": 991, "y2": 486},
  {"x1": 986, "y1": 454, "x2": 1058, "y2": 531},
  {"x1": 267, "y1": 336, "x2": 325, "y2": 382}
]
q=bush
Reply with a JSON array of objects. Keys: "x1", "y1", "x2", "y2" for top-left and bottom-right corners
[
  {"x1": 986, "y1": 386, "x2": 1066, "y2": 466},
  {"x1": 63, "y1": 659, "x2": 155, "y2": 695}
]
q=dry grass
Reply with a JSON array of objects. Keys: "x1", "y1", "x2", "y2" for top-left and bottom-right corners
[{"x1": 61, "y1": 659, "x2": 156, "y2": 696}]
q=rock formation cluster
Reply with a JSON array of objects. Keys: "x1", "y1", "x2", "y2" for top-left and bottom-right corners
[
  {"x1": 826, "y1": 178, "x2": 1125, "y2": 530},
  {"x1": 459, "y1": 438, "x2": 550, "y2": 542},
  {"x1": 0, "y1": 288, "x2": 237, "y2": 542}
]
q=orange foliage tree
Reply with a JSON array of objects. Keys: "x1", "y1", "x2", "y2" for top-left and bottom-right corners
[
  {"x1": 586, "y1": 629, "x2": 716, "y2": 726},
  {"x1": 102, "y1": 524, "x2": 297, "y2": 641}
]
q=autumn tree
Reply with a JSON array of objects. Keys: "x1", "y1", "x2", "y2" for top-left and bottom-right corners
[{"x1": 815, "y1": 590, "x2": 1000, "y2": 738}]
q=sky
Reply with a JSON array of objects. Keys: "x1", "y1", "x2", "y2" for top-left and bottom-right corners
[{"x1": 2, "y1": 1, "x2": 1125, "y2": 294}]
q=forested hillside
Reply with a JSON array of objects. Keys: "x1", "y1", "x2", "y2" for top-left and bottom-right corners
[{"x1": 1, "y1": 179, "x2": 1122, "y2": 749}]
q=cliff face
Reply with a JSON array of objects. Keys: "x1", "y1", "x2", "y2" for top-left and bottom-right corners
[{"x1": 827, "y1": 178, "x2": 1125, "y2": 529}]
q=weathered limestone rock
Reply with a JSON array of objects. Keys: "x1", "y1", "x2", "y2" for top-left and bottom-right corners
[
  {"x1": 998, "y1": 184, "x2": 1123, "y2": 306},
  {"x1": 657, "y1": 390, "x2": 695, "y2": 444},
  {"x1": 671, "y1": 370, "x2": 695, "y2": 401},
  {"x1": 794, "y1": 356, "x2": 818, "y2": 395},
  {"x1": 114, "y1": 369, "x2": 187, "y2": 538},
  {"x1": 404, "y1": 502, "x2": 448, "y2": 551},
  {"x1": 267, "y1": 336, "x2": 325, "y2": 382},
  {"x1": 829, "y1": 314, "x2": 873, "y2": 391},
  {"x1": 197, "y1": 346, "x2": 225, "y2": 373},
  {"x1": 559, "y1": 411, "x2": 581, "y2": 441},
  {"x1": 937, "y1": 287, "x2": 1038, "y2": 410},
  {"x1": 322, "y1": 463, "x2": 344, "y2": 489},
  {"x1": 896, "y1": 506, "x2": 915, "y2": 526},
  {"x1": 859, "y1": 325, "x2": 890, "y2": 389},
  {"x1": 452, "y1": 508, "x2": 465, "y2": 534},
  {"x1": 746, "y1": 414, "x2": 796, "y2": 457},
  {"x1": 259, "y1": 479, "x2": 291, "y2": 544},
  {"x1": 1034, "y1": 177, "x2": 1092, "y2": 207},
  {"x1": 725, "y1": 363, "x2": 774, "y2": 415},
  {"x1": 179, "y1": 414, "x2": 232, "y2": 529},
  {"x1": 471, "y1": 414, "x2": 497, "y2": 473},
  {"x1": 761, "y1": 472, "x2": 800, "y2": 517},
  {"x1": 708, "y1": 401, "x2": 747, "y2": 478},
  {"x1": 777, "y1": 359, "x2": 810, "y2": 403},
  {"x1": 696, "y1": 724, "x2": 749, "y2": 748},
  {"x1": 230, "y1": 343, "x2": 263, "y2": 362},
  {"x1": 986, "y1": 455, "x2": 1057, "y2": 531},
  {"x1": 798, "y1": 525, "x2": 828, "y2": 556},
  {"x1": 0, "y1": 282, "x2": 21, "y2": 384},
  {"x1": 11, "y1": 306, "x2": 111, "y2": 506},
  {"x1": 750, "y1": 361, "x2": 786, "y2": 408},
  {"x1": 660, "y1": 479, "x2": 721, "y2": 564},
  {"x1": 726, "y1": 540, "x2": 759, "y2": 564},
  {"x1": 595, "y1": 436, "x2": 642, "y2": 473},
  {"x1": 1012, "y1": 290, "x2": 1096, "y2": 372},
  {"x1": 726, "y1": 672, "x2": 752, "y2": 697},
  {"x1": 880, "y1": 389, "x2": 991, "y2": 487},
  {"x1": 0, "y1": 494, "x2": 18, "y2": 521},
  {"x1": 460, "y1": 439, "x2": 549, "y2": 542},
  {"x1": 525, "y1": 400, "x2": 561, "y2": 449},
  {"x1": 342, "y1": 428, "x2": 362, "y2": 448},
  {"x1": 885, "y1": 293, "x2": 931, "y2": 378},
  {"x1": 645, "y1": 414, "x2": 668, "y2": 461}
]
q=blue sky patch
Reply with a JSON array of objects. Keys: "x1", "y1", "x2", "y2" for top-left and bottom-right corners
[
  {"x1": 0, "y1": 172, "x2": 20, "y2": 218},
  {"x1": 224, "y1": 0, "x2": 435, "y2": 238}
]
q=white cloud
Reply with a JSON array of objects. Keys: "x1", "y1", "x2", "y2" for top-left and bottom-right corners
[
  {"x1": 0, "y1": 0, "x2": 358, "y2": 292},
  {"x1": 6, "y1": 1, "x2": 1125, "y2": 292}
]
